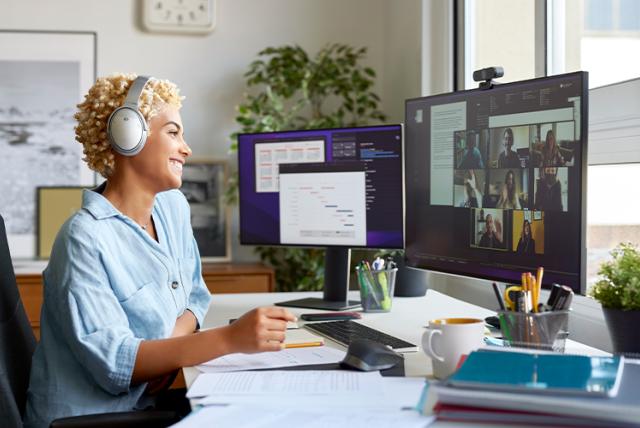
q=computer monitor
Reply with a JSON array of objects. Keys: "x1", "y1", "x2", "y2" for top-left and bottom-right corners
[
  {"x1": 404, "y1": 71, "x2": 588, "y2": 294},
  {"x1": 238, "y1": 124, "x2": 404, "y2": 309}
]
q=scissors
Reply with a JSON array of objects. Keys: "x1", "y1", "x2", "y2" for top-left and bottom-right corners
[{"x1": 503, "y1": 285, "x2": 524, "y2": 311}]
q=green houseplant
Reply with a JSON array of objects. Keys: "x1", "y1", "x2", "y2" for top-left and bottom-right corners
[
  {"x1": 589, "y1": 242, "x2": 640, "y2": 354},
  {"x1": 230, "y1": 44, "x2": 386, "y2": 292}
]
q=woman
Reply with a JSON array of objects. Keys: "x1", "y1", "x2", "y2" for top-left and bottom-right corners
[
  {"x1": 496, "y1": 170, "x2": 521, "y2": 210},
  {"x1": 24, "y1": 74, "x2": 295, "y2": 427},
  {"x1": 541, "y1": 129, "x2": 565, "y2": 167},
  {"x1": 516, "y1": 219, "x2": 536, "y2": 255}
]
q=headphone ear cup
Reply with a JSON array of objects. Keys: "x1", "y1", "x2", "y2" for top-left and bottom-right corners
[{"x1": 107, "y1": 106, "x2": 148, "y2": 156}]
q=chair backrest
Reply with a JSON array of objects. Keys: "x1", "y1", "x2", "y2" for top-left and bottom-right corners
[{"x1": 0, "y1": 214, "x2": 36, "y2": 427}]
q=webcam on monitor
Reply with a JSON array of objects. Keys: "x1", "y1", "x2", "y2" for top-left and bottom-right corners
[{"x1": 473, "y1": 66, "x2": 504, "y2": 90}]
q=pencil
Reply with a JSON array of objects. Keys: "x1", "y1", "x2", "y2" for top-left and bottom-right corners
[
  {"x1": 534, "y1": 267, "x2": 543, "y2": 313},
  {"x1": 284, "y1": 341, "x2": 324, "y2": 349}
]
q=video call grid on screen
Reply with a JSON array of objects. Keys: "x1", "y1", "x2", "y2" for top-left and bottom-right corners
[
  {"x1": 237, "y1": 125, "x2": 404, "y2": 249},
  {"x1": 405, "y1": 72, "x2": 587, "y2": 293}
]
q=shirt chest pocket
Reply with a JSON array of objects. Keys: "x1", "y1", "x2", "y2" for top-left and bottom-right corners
[
  {"x1": 177, "y1": 257, "x2": 196, "y2": 305},
  {"x1": 119, "y1": 281, "x2": 172, "y2": 338}
]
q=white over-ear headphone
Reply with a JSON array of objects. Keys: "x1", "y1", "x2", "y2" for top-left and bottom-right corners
[{"x1": 107, "y1": 75, "x2": 151, "y2": 156}]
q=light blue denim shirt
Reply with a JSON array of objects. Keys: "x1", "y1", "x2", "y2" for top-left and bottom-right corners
[{"x1": 24, "y1": 186, "x2": 212, "y2": 428}]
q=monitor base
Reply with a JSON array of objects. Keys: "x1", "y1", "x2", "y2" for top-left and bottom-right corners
[{"x1": 275, "y1": 297, "x2": 361, "y2": 311}]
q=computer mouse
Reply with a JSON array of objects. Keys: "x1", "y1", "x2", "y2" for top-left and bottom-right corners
[{"x1": 340, "y1": 339, "x2": 404, "y2": 371}]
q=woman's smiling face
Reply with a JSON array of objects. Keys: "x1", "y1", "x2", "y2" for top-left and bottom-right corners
[{"x1": 131, "y1": 105, "x2": 191, "y2": 191}]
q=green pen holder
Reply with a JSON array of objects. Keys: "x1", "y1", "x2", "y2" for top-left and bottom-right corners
[
  {"x1": 498, "y1": 310, "x2": 570, "y2": 352},
  {"x1": 356, "y1": 267, "x2": 397, "y2": 313}
]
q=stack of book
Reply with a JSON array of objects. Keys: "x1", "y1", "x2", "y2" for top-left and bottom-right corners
[{"x1": 421, "y1": 349, "x2": 640, "y2": 427}]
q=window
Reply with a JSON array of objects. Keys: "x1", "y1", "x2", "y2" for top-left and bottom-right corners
[
  {"x1": 584, "y1": 0, "x2": 640, "y2": 32},
  {"x1": 587, "y1": 164, "x2": 640, "y2": 288},
  {"x1": 458, "y1": 0, "x2": 541, "y2": 89},
  {"x1": 549, "y1": 0, "x2": 640, "y2": 87}
]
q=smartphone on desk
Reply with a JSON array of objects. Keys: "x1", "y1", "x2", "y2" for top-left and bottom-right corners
[{"x1": 300, "y1": 312, "x2": 362, "y2": 322}]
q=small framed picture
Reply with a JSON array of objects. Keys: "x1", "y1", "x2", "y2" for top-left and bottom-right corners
[
  {"x1": 180, "y1": 159, "x2": 231, "y2": 262},
  {"x1": 37, "y1": 186, "x2": 87, "y2": 259},
  {"x1": 534, "y1": 210, "x2": 543, "y2": 221}
]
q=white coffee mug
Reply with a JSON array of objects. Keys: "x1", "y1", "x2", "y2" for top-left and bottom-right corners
[{"x1": 421, "y1": 317, "x2": 485, "y2": 379}]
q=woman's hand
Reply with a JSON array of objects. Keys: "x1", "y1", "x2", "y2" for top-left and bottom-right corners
[{"x1": 224, "y1": 307, "x2": 297, "y2": 354}]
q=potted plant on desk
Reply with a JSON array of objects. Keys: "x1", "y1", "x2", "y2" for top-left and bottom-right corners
[{"x1": 589, "y1": 242, "x2": 640, "y2": 355}]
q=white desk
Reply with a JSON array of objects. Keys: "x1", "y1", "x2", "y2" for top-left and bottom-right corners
[{"x1": 183, "y1": 289, "x2": 605, "y2": 388}]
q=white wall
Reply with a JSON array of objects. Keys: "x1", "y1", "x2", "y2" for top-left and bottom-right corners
[{"x1": 2, "y1": 0, "x2": 423, "y2": 262}]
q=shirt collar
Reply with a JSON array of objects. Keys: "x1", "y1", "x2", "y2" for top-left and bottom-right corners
[{"x1": 82, "y1": 182, "x2": 120, "y2": 220}]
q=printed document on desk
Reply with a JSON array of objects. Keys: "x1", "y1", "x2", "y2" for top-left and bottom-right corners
[
  {"x1": 196, "y1": 345, "x2": 345, "y2": 373},
  {"x1": 187, "y1": 370, "x2": 381, "y2": 398},
  {"x1": 171, "y1": 404, "x2": 434, "y2": 428},
  {"x1": 187, "y1": 370, "x2": 424, "y2": 410},
  {"x1": 189, "y1": 371, "x2": 425, "y2": 409}
]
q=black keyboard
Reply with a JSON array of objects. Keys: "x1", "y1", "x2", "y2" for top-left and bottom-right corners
[{"x1": 304, "y1": 320, "x2": 416, "y2": 350}]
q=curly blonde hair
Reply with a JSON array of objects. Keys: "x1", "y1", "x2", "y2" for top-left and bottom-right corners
[{"x1": 74, "y1": 73, "x2": 183, "y2": 177}]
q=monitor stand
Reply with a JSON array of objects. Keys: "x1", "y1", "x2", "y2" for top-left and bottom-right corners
[{"x1": 275, "y1": 248, "x2": 361, "y2": 311}]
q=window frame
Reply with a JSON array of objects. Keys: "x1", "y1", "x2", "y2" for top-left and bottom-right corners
[{"x1": 454, "y1": 0, "x2": 548, "y2": 91}]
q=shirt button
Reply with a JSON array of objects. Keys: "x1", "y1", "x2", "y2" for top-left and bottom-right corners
[{"x1": 171, "y1": 281, "x2": 179, "y2": 289}]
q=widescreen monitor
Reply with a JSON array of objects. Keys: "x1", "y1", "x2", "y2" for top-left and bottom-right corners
[
  {"x1": 405, "y1": 72, "x2": 588, "y2": 294},
  {"x1": 238, "y1": 124, "x2": 404, "y2": 309}
]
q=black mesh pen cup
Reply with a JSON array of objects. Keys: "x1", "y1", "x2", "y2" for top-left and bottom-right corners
[{"x1": 498, "y1": 310, "x2": 569, "y2": 352}]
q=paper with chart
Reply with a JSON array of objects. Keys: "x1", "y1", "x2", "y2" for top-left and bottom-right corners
[
  {"x1": 195, "y1": 345, "x2": 346, "y2": 373},
  {"x1": 170, "y1": 404, "x2": 434, "y2": 428},
  {"x1": 279, "y1": 170, "x2": 367, "y2": 246}
]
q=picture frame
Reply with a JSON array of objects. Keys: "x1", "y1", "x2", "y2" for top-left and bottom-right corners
[
  {"x1": 37, "y1": 186, "x2": 88, "y2": 259},
  {"x1": 0, "y1": 30, "x2": 97, "y2": 259},
  {"x1": 179, "y1": 159, "x2": 231, "y2": 262}
]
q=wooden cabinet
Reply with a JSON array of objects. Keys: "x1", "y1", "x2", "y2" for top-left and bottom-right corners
[
  {"x1": 15, "y1": 273, "x2": 43, "y2": 340},
  {"x1": 201, "y1": 263, "x2": 274, "y2": 294},
  {"x1": 15, "y1": 262, "x2": 274, "y2": 340}
]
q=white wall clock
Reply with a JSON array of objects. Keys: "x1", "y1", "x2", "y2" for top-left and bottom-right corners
[{"x1": 142, "y1": 0, "x2": 216, "y2": 34}]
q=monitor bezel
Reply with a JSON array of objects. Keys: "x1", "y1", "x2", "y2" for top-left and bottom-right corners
[{"x1": 404, "y1": 71, "x2": 588, "y2": 295}]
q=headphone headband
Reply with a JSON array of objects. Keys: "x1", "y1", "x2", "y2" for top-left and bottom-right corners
[{"x1": 124, "y1": 75, "x2": 151, "y2": 108}]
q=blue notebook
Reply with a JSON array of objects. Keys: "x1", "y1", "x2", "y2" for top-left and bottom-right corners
[{"x1": 447, "y1": 350, "x2": 624, "y2": 397}]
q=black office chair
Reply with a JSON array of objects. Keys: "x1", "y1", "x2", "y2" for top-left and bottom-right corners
[{"x1": 0, "y1": 214, "x2": 180, "y2": 428}]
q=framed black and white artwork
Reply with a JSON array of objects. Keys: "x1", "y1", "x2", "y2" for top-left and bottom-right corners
[
  {"x1": 179, "y1": 159, "x2": 231, "y2": 262},
  {"x1": 0, "y1": 31, "x2": 96, "y2": 258}
]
